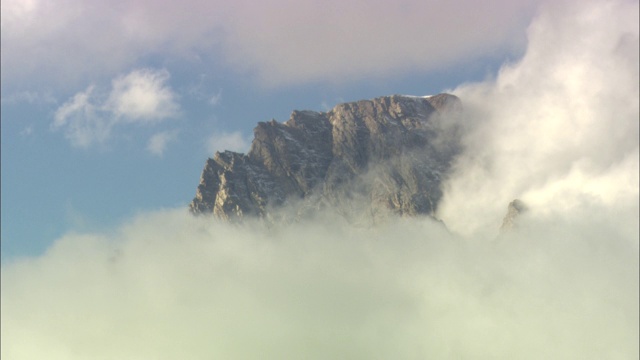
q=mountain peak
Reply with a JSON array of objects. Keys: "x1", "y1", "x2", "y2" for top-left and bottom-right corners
[
  {"x1": 500, "y1": 199, "x2": 528, "y2": 232},
  {"x1": 190, "y1": 93, "x2": 462, "y2": 223}
]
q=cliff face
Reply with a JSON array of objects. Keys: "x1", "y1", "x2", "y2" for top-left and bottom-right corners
[{"x1": 190, "y1": 93, "x2": 463, "y2": 223}]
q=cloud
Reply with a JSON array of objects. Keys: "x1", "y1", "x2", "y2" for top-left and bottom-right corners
[
  {"x1": 105, "y1": 69, "x2": 179, "y2": 121},
  {"x1": 0, "y1": 90, "x2": 57, "y2": 105},
  {"x1": 52, "y1": 86, "x2": 112, "y2": 147},
  {"x1": 218, "y1": 0, "x2": 541, "y2": 86},
  {"x1": 2, "y1": 0, "x2": 542, "y2": 91},
  {"x1": 184, "y1": 74, "x2": 223, "y2": 106},
  {"x1": 1, "y1": 204, "x2": 637, "y2": 359},
  {"x1": 147, "y1": 130, "x2": 179, "y2": 157},
  {"x1": 207, "y1": 130, "x2": 251, "y2": 154},
  {"x1": 3, "y1": 1, "x2": 638, "y2": 358},
  {"x1": 51, "y1": 68, "x2": 180, "y2": 148},
  {"x1": 19, "y1": 125, "x2": 34, "y2": 137},
  {"x1": 437, "y1": 0, "x2": 639, "y2": 237},
  {"x1": 208, "y1": 89, "x2": 222, "y2": 106}
]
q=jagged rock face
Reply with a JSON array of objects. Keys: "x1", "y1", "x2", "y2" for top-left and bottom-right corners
[{"x1": 190, "y1": 93, "x2": 463, "y2": 223}]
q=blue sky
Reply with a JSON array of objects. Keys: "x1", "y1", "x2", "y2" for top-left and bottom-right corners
[{"x1": 0, "y1": 0, "x2": 538, "y2": 259}]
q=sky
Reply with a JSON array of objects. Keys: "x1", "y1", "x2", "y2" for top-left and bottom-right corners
[
  {"x1": 1, "y1": 0, "x2": 543, "y2": 258},
  {"x1": 1, "y1": 0, "x2": 639, "y2": 358}
]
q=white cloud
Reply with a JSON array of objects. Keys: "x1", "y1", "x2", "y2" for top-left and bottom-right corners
[
  {"x1": 147, "y1": 130, "x2": 179, "y2": 157},
  {"x1": 52, "y1": 86, "x2": 112, "y2": 147},
  {"x1": 1, "y1": 204, "x2": 637, "y2": 359},
  {"x1": 437, "y1": 0, "x2": 639, "y2": 237},
  {"x1": 207, "y1": 130, "x2": 251, "y2": 154},
  {"x1": 1, "y1": 0, "x2": 542, "y2": 91},
  {"x1": 105, "y1": 69, "x2": 179, "y2": 122},
  {"x1": 51, "y1": 68, "x2": 180, "y2": 148}
]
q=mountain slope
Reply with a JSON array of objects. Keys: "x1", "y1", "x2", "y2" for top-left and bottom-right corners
[{"x1": 190, "y1": 93, "x2": 463, "y2": 223}]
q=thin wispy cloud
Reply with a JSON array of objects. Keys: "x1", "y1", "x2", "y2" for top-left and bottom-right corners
[
  {"x1": 0, "y1": 90, "x2": 57, "y2": 105},
  {"x1": 51, "y1": 68, "x2": 180, "y2": 148},
  {"x1": 19, "y1": 125, "x2": 35, "y2": 137},
  {"x1": 184, "y1": 74, "x2": 222, "y2": 106},
  {"x1": 147, "y1": 130, "x2": 179, "y2": 157},
  {"x1": 206, "y1": 130, "x2": 251, "y2": 155},
  {"x1": 52, "y1": 86, "x2": 110, "y2": 148},
  {"x1": 208, "y1": 89, "x2": 222, "y2": 106}
]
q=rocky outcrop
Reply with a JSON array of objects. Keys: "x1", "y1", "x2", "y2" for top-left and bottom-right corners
[
  {"x1": 499, "y1": 199, "x2": 528, "y2": 232},
  {"x1": 190, "y1": 94, "x2": 463, "y2": 223}
]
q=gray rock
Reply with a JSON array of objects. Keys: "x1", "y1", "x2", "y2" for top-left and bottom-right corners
[
  {"x1": 499, "y1": 199, "x2": 528, "y2": 232},
  {"x1": 190, "y1": 94, "x2": 463, "y2": 223}
]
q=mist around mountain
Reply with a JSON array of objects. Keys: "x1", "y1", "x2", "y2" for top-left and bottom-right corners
[
  {"x1": 1, "y1": 0, "x2": 638, "y2": 359},
  {"x1": 189, "y1": 93, "x2": 463, "y2": 224}
]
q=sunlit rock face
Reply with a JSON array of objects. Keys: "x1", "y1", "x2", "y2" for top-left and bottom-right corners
[{"x1": 190, "y1": 93, "x2": 463, "y2": 223}]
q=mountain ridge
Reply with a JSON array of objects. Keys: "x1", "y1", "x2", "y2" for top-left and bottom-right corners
[{"x1": 190, "y1": 93, "x2": 463, "y2": 224}]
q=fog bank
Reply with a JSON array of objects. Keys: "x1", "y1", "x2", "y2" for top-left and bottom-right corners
[{"x1": 2, "y1": 207, "x2": 638, "y2": 359}]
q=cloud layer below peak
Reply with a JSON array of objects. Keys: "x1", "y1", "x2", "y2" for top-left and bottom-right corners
[{"x1": 1, "y1": 205, "x2": 637, "y2": 359}]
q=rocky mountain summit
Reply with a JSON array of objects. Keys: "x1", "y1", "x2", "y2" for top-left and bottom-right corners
[
  {"x1": 500, "y1": 199, "x2": 528, "y2": 232},
  {"x1": 190, "y1": 93, "x2": 463, "y2": 224}
]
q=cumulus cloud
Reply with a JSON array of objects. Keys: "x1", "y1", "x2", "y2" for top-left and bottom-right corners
[
  {"x1": 1, "y1": 206, "x2": 637, "y2": 359},
  {"x1": 52, "y1": 68, "x2": 180, "y2": 148},
  {"x1": 437, "y1": 0, "x2": 639, "y2": 237},
  {"x1": 207, "y1": 130, "x2": 251, "y2": 154},
  {"x1": 1, "y1": 0, "x2": 541, "y2": 91},
  {"x1": 147, "y1": 130, "x2": 179, "y2": 157},
  {"x1": 105, "y1": 69, "x2": 179, "y2": 121}
]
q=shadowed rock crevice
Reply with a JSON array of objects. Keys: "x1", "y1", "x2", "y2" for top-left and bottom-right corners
[{"x1": 190, "y1": 93, "x2": 463, "y2": 223}]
